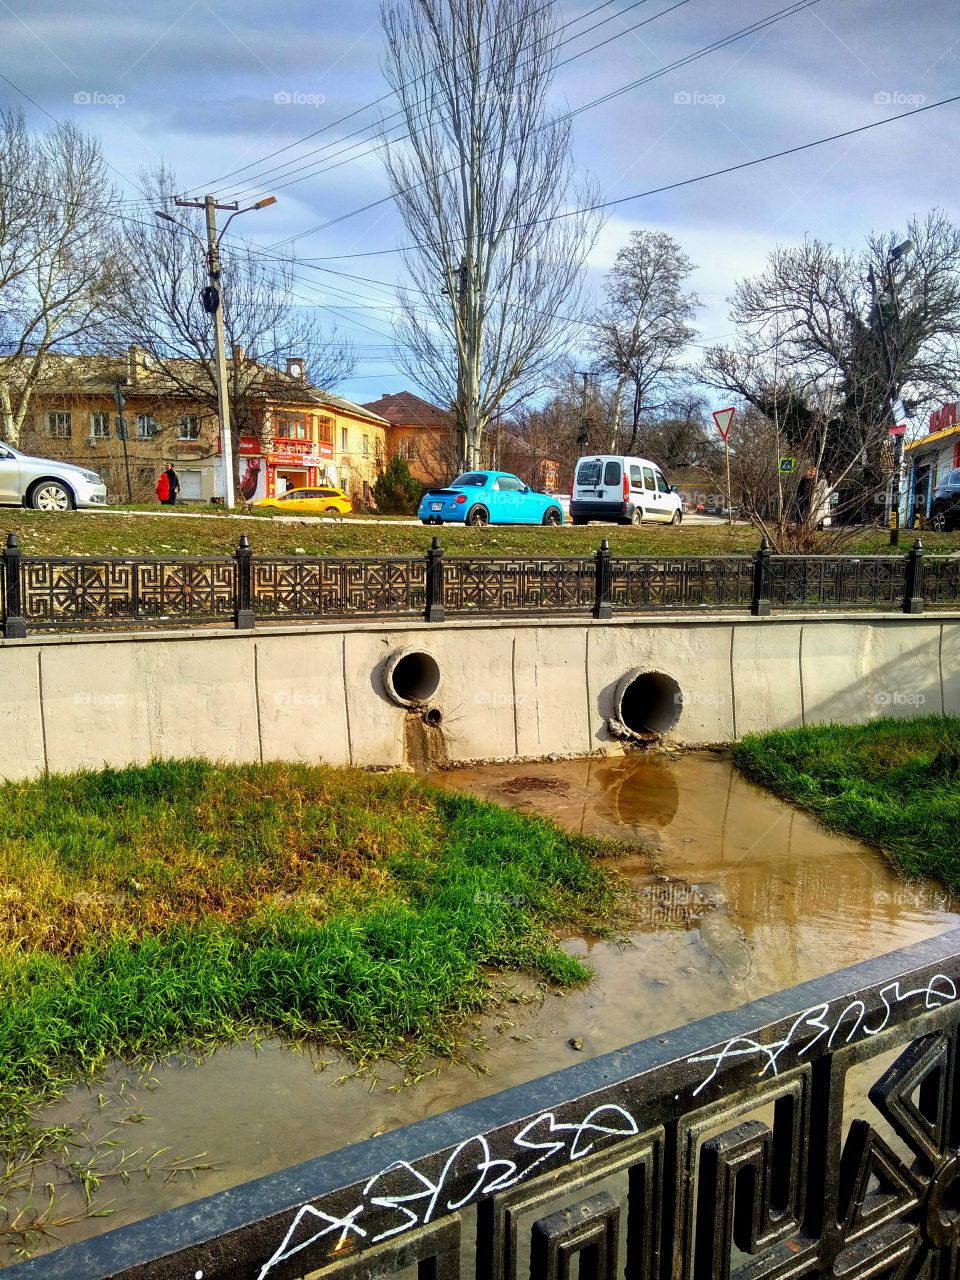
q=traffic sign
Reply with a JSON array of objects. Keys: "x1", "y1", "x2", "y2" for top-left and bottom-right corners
[
  {"x1": 779, "y1": 457, "x2": 796, "y2": 474},
  {"x1": 888, "y1": 424, "x2": 907, "y2": 438},
  {"x1": 713, "y1": 407, "x2": 735, "y2": 440}
]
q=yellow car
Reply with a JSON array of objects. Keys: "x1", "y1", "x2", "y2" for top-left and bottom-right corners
[{"x1": 254, "y1": 485, "x2": 353, "y2": 515}]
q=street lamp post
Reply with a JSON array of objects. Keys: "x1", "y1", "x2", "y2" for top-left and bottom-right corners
[
  {"x1": 154, "y1": 194, "x2": 277, "y2": 508},
  {"x1": 869, "y1": 239, "x2": 914, "y2": 546}
]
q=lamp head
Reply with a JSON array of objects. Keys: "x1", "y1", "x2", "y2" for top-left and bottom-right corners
[
  {"x1": 253, "y1": 196, "x2": 277, "y2": 210},
  {"x1": 889, "y1": 239, "x2": 915, "y2": 261}
]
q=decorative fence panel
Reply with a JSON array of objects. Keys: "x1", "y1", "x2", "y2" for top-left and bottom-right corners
[
  {"x1": 252, "y1": 556, "x2": 428, "y2": 620},
  {"x1": 441, "y1": 556, "x2": 597, "y2": 613},
  {"x1": 610, "y1": 555, "x2": 755, "y2": 609},
  {"x1": 11, "y1": 929, "x2": 960, "y2": 1279},
  {"x1": 3, "y1": 534, "x2": 960, "y2": 636}
]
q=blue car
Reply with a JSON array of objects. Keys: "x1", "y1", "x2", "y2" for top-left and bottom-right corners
[{"x1": 419, "y1": 471, "x2": 564, "y2": 527}]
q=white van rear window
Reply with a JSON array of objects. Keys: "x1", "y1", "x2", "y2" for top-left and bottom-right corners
[
  {"x1": 603, "y1": 460, "x2": 621, "y2": 486},
  {"x1": 576, "y1": 459, "x2": 601, "y2": 485}
]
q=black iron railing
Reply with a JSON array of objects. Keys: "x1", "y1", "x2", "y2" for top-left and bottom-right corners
[
  {"x1": 2, "y1": 534, "x2": 958, "y2": 636},
  {"x1": 10, "y1": 928, "x2": 960, "y2": 1278}
]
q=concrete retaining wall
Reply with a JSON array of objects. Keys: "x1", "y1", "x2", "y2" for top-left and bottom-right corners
[{"x1": 0, "y1": 613, "x2": 956, "y2": 780}]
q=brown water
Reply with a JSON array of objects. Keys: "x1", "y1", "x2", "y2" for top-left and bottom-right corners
[{"x1": 6, "y1": 751, "x2": 958, "y2": 1263}]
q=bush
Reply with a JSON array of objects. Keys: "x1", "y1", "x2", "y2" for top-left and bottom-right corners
[{"x1": 373, "y1": 454, "x2": 422, "y2": 514}]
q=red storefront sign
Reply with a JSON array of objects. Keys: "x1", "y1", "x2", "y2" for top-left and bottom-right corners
[{"x1": 929, "y1": 403, "x2": 958, "y2": 434}]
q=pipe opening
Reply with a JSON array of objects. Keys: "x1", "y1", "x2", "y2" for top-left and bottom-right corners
[
  {"x1": 613, "y1": 669, "x2": 683, "y2": 738},
  {"x1": 383, "y1": 649, "x2": 442, "y2": 706},
  {"x1": 422, "y1": 706, "x2": 443, "y2": 726}
]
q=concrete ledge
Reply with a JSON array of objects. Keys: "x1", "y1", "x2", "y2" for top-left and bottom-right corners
[{"x1": 0, "y1": 613, "x2": 957, "y2": 780}]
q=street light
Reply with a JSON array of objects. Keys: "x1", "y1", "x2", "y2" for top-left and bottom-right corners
[
  {"x1": 153, "y1": 194, "x2": 277, "y2": 508},
  {"x1": 868, "y1": 240, "x2": 914, "y2": 545}
]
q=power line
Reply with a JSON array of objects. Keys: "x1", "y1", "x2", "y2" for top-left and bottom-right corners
[
  {"x1": 214, "y1": 0, "x2": 691, "y2": 205},
  {"x1": 269, "y1": 0, "x2": 824, "y2": 247},
  {"x1": 200, "y1": 0, "x2": 630, "y2": 198}
]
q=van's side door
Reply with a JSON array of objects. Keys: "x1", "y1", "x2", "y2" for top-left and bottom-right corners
[{"x1": 628, "y1": 463, "x2": 645, "y2": 514}]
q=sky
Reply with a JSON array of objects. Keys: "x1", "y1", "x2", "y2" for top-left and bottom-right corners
[{"x1": 2, "y1": 0, "x2": 959, "y2": 408}]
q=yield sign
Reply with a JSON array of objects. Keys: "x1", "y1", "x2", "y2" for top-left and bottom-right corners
[{"x1": 713, "y1": 407, "x2": 735, "y2": 439}]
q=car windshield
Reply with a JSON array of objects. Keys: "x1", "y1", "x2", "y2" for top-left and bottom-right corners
[
  {"x1": 452, "y1": 473, "x2": 488, "y2": 487},
  {"x1": 576, "y1": 460, "x2": 601, "y2": 485}
]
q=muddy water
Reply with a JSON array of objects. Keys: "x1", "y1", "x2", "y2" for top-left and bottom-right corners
[{"x1": 10, "y1": 751, "x2": 959, "y2": 1262}]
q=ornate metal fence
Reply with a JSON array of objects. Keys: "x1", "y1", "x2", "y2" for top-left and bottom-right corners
[
  {"x1": 11, "y1": 928, "x2": 960, "y2": 1279},
  {"x1": 2, "y1": 533, "x2": 959, "y2": 636}
]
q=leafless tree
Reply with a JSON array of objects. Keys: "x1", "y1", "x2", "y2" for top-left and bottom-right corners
[
  {"x1": 591, "y1": 230, "x2": 701, "y2": 452},
  {"x1": 0, "y1": 108, "x2": 120, "y2": 445},
  {"x1": 380, "y1": 0, "x2": 601, "y2": 470},
  {"x1": 701, "y1": 211, "x2": 960, "y2": 518},
  {"x1": 109, "y1": 166, "x2": 355, "y2": 490}
]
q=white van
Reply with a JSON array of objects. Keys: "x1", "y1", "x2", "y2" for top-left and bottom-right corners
[{"x1": 569, "y1": 455, "x2": 683, "y2": 526}]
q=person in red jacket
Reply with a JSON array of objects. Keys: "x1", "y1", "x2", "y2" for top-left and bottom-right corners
[{"x1": 155, "y1": 465, "x2": 180, "y2": 505}]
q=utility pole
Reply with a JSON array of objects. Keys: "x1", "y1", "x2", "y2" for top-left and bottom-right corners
[
  {"x1": 154, "y1": 193, "x2": 277, "y2": 509},
  {"x1": 869, "y1": 239, "x2": 914, "y2": 546},
  {"x1": 576, "y1": 371, "x2": 594, "y2": 449},
  {"x1": 112, "y1": 381, "x2": 133, "y2": 504}
]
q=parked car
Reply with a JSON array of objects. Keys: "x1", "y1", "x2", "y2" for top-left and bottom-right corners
[
  {"x1": 0, "y1": 442, "x2": 107, "y2": 510},
  {"x1": 930, "y1": 468, "x2": 960, "y2": 532},
  {"x1": 419, "y1": 471, "x2": 564, "y2": 526},
  {"x1": 569, "y1": 455, "x2": 682, "y2": 525},
  {"x1": 253, "y1": 485, "x2": 353, "y2": 515}
]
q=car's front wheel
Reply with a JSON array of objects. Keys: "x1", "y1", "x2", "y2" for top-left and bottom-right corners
[
  {"x1": 542, "y1": 506, "x2": 562, "y2": 526},
  {"x1": 671, "y1": 509, "x2": 682, "y2": 525},
  {"x1": 932, "y1": 508, "x2": 953, "y2": 533},
  {"x1": 467, "y1": 505, "x2": 489, "y2": 527},
  {"x1": 28, "y1": 480, "x2": 74, "y2": 511}
]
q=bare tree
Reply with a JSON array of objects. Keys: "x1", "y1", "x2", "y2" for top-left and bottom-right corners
[
  {"x1": 0, "y1": 108, "x2": 119, "y2": 444},
  {"x1": 702, "y1": 211, "x2": 960, "y2": 517},
  {"x1": 109, "y1": 166, "x2": 356, "y2": 490},
  {"x1": 380, "y1": 0, "x2": 600, "y2": 470},
  {"x1": 591, "y1": 230, "x2": 700, "y2": 453}
]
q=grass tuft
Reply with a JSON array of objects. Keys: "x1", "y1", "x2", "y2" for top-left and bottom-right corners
[{"x1": 734, "y1": 717, "x2": 960, "y2": 888}]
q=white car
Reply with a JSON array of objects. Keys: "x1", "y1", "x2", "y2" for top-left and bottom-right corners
[
  {"x1": 0, "y1": 442, "x2": 107, "y2": 510},
  {"x1": 570, "y1": 455, "x2": 683, "y2": 526}
]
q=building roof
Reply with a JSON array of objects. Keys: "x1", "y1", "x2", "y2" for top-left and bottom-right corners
[
  {"x1": 22, "y1": 352, "x2": 387, "y2": 423},
  {"x1": 360, "y1": 391, "x2": 450, "y2": 429},
  {"x1": 904, "y1": 422, "x2": 960, "y2": 454}
]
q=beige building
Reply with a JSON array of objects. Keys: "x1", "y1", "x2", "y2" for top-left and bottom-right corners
[
  {"x1": 361, "y1": 391, "x2": 456, "y2": 486},
  {"x1": 17, "y1": 349, "x2": 389, "y2": 505}
]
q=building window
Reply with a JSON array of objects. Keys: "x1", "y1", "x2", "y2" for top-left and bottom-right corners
[
  {"x1": 362, "y1": 435, "x2": 369, "y2": 456},
  {"x1": 403, "y1": 439, "x2": 416, "y2": 461},
  {"x1": 89, "y1": 412, "x2": 109, "y2": 440},
  {"x1": 375, "y1": 437, "x2": 384, "y2": 461},
  {"x1": 316, "y1": 415, "x2": 333, "y2": 446},
  {"x1": 340, "y1": 427, "x2": 349, "y2": 451},
  {"x1": 136, "y1": 414, "x2": 159, "y2": 439},
  {"x1": 276, "y1": 414, "x2": 307, "y2": 440},
  {"x1": 177, "y1": 414, "x2": 200, "y2": 441},
  {"x1": 45, "y1": 411, "x2": 72, "y2": 438}
]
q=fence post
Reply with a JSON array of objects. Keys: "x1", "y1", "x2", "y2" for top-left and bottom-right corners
[
  {"x1": 751, "y1": 537, "x2": 771, "y2": 617},
  {"x1": 593, "y1": 538, "x2": 613, "y2": 619},
  {"x1": 425, "y1": 536, "x2": 445, "y2": 622},
  {"x1": 234, "y1": 534, "x2": 255, "y2": 630},
  {"x1": 903, "y1": 538, "x2": 924, "y2": 615},
  {"x1": 2, "y1": 533, "x2": 27, "y2": 638}
]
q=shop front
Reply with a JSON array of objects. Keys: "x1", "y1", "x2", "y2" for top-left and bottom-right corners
[
  {"x1": 903, "y1": 402, "x2": 960, "y2": 526},
  {"x1": 235, "y1": 436, "x2": 336, "y2": 502}
]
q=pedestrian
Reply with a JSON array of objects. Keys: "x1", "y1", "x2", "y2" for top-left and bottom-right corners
[{"x1": 163, "y1": 464, "x2": 180, "y2": 505}]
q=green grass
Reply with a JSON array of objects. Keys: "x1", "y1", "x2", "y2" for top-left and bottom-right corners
[
  {"x1": 734, "y1": 717, "x2": 960, "y2": 888},
  {"x1": 0, "y1": 758, "x2": 633, "y2": 1132},
  {"x1": 2, "y1": 507, "x2": 958, "y2": 559}
]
